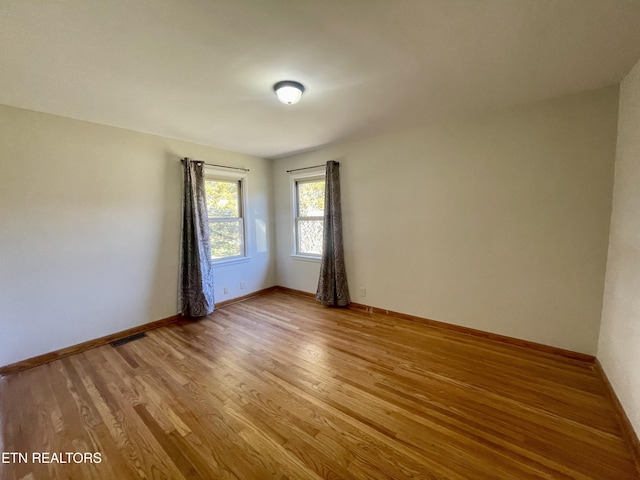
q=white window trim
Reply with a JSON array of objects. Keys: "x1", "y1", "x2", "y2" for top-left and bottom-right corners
[
  {"x1": 290, "y1": 168, "x2": 326, "y2": 261},
  {"x1": 205, "y1": 166, "x2": 250, "y2": 263}
]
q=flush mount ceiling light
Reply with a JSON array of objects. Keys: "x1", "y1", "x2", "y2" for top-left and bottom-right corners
[{"x1": 273, "y1": 80, "x2": 305, "y2": 105}]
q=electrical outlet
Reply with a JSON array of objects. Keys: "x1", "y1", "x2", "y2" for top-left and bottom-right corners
[
  {"x1": 360, "y1": 287, "x2": 366, "y2": 297},
  {"x1": 223, "y1": 287, "x2": 229, "y2": 294},
  {"x1": 240, "y1": 281, "x2": 245, "y2": 289}
]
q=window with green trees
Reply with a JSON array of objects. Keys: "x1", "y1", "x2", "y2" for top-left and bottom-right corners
[
  {"x1": 295, "y1": 177, "x2": 325, "y2": 256},
  {"x1": 205, "y1": 177, "x2": 245, "y2": 260}
]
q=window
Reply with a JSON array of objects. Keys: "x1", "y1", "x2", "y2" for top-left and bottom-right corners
[
  {"x1": 205, "y1": 175, "x2": 245, "y2": 261},
  {"x1": 293, "y1": 175, "x2": 325, "y2": 257}
]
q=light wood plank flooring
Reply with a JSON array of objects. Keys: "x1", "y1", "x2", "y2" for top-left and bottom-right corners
[{"x1": 1, "y1": 290, "x2": 638, "y2": 479}]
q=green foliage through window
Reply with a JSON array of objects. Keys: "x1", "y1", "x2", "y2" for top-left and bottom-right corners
[
  {"x1": 206, "y1": 178, "x2": 244, "y2": 260},
  {"x1": 295, "y1": 178, "x2": 325, "y2": 256},
  {"x1": 297, "y1": 181, "x2": 324, "y2": 217}
]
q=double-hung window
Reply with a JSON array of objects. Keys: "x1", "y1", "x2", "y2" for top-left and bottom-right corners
[
  {"x1": 205, "y1": 172, "x2": 246, "y2": 262},
  {"x1": 293, "y1": 174, "x2": 325, "y2": 257}
]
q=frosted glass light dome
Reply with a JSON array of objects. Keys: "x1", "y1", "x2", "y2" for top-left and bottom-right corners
[{"x1": 273, "y1": 81, "x2": 305, "y2": 105}]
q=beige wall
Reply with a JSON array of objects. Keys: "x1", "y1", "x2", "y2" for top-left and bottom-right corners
[
  {"x1": 0, "y1": 105, "x2": 275, "y2": 367},
  {"x1": 0, "y1": 86, "x2": 622, "y2": 366},
  {"x1": 599, "y1": 60, "x2": 640, "y2": 437},
  {"x1": 274, "y1": 87, "x2": 618, "y2": 355}
]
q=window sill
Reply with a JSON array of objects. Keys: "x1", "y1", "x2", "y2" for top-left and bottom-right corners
[
  {"x1": 290, "y1": 254, "x2": 321, "y2": 263},
  {"x1": 212, "y1": 256, "x2": 251, "y2": 268}
]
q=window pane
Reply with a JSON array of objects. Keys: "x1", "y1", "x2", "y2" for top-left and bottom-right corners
[
  {"x1": 206, "y1": 180, "x2": 239, "y2": 217},
  {"x1": 298, "y1": 219, "x2": 323, "y2": 255},
  {"x1": 298, "y1": 180, "x2": 324, "y2": 217},
  {"x1": 210, "y1": 220, "x2": 242, "y2": 259}
]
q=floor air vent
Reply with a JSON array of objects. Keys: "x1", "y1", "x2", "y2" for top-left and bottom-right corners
[{"x1": 110, "y1": 332, "x2": 147, "y2": 347}]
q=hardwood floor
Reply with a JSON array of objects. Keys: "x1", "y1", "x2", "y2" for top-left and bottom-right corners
[{"x1": 1, "y1": 290, "x2": 638, "y2": 479}]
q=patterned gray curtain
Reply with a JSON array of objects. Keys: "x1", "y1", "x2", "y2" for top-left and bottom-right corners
[
  {"x1": 316, "y1": 161, "x2": 350, "y2": 306},
  {"x1": 179, "y1": 158, "x2": 215, "y2": 316}
]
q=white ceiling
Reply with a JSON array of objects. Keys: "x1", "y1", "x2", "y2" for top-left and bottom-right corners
[{"x1": 2, "y1": 1, "x2": 640, "y2": 159}]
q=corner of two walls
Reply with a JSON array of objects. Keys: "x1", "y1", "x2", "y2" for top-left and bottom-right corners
[
  {"x1": 598, "y1": 59, "x2": 640, "y2": 439},
  {"x1": 272, "y1": 86, "x2": 619, "y2": 356},
  {"x1": 0, "y1": 104, "x2": 276, "y2": 367}
]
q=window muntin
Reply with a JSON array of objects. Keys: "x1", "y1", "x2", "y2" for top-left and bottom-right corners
[
  {"x1": 205, "y1": 177, "x2": 245, "y2": 261},
  {"x1": 294, "y1": 177, "x2": 325, "y2": 256}
]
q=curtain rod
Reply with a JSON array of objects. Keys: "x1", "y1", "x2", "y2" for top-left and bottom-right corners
[
  {"x1": 286, "y1": 164, "x2": 326, "y2": 173},
  {"x1": 182, "y1": 158, "x2": 250, "y2": 172}
]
